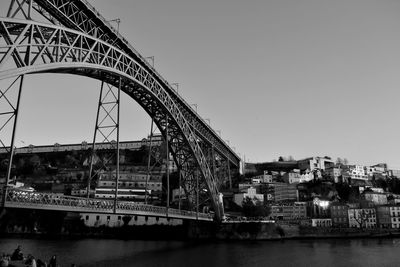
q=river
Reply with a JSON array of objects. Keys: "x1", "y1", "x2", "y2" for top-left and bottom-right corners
[{"x1": 1, "y1": 237, "x2": 400, "y2": 266}]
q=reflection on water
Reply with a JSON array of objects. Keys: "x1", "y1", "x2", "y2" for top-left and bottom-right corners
[{"x1": 1, "y1": 237, "x2": 400, "y2": 267}]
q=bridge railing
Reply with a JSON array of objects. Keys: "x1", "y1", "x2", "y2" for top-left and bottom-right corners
[{"x1": 4, "y1": 189, "x2": 212, "y2": 220}]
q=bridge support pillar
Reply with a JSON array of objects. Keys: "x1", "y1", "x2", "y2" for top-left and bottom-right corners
[
  {"x1": 0, "y1": 75, "x2": 24, "y2": 207},
  {"x1": 227, "y1": 158, "x2": 232, "y2": 190},
  {"x1": 87, "y1": 78, "x2": 121, "y2": 214},
  {"x1": 165, "y1": 114, "x2": 170, "y2": 217}
]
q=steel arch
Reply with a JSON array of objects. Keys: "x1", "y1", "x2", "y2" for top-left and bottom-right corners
[
  {"x1": 0, "y1": 18, "x2": 225, "y2": 220},
  {"x1": 5, "y1": 0, "x2": 240, "y2": 168}
]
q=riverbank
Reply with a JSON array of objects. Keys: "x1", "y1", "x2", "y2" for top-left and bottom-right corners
[{"x1": 2, "y1": 208, "x2": 400, "y2": 241}]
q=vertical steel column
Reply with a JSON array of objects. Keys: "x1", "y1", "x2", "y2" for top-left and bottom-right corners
[
  {"x1": 2, "y1": 75, "x2": 24, "y2": 207},
  {"x1": 196, "y1": 170, "x2": 199, "y2": 220},
  {"x1": 211, "y1": 146, "x2": 216, "y2": 180},
  {"x1": 166, "y1": 116, "x2": 169, "y2": 217},
  {"x1": 145, "y1": 120, "x2": 154, "y2": 204},
  {"x1": 178, "y1": 169, "x2": 182, "y2": 210},
  {"x1": 27, "y1": 0, "x2": 32, "y2": 19},
  {"x1": 87, "y1": 81, "x2": 104, "y2": 199},
  {"x1": 113, "y1": 77, "x2": 121, "y2": 214},
  {"x1": 227, "y1": 158, "x2": 232, "y2": 190}
]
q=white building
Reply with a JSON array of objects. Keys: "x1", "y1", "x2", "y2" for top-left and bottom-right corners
[
  {"x1": 263, "y1": 171, "x2": 273, "y2": 183},
  {"x1": 299, "y1": 171, "x2": 314, "y2": 183},
  {"x1": 282, "y1": 170, "x2": 301, "y2": 184},
  {"x1": 349, "y1": 165, "x2": 369, "y2": 180},
  {"x1": 233, "y1": 187, "x2": 264, "y2": 207},
  {"x1": 311, "y1": 218, "x2": 332, "y2": 227},
  {"x1": 298, "y1": 157, "x2": 335, "y2": 172},
  {"x1": 250, "y1": 171, "x2": 273, "y2": 184},
  {"x1": 390, "y1": 206, "x2": 400, "y2": 229}
]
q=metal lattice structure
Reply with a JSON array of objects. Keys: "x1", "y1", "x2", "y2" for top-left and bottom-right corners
[
  {"x1": 5, "y1": 188, "x2": 213, "y2": 221},
  {"x1": 0, "y1": 0, "x2": 240, "y2": 221}
]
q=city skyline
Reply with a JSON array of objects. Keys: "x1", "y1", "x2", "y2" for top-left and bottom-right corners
[{"x1": 1, "y1": 0, "x2": 400, "y2": 168}]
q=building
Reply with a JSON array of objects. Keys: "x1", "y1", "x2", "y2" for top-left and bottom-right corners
[
  {"x1": 298, "y1": 157, "x2": 335, "y2": 172},
  {"x1": 263, "y1": 171, "x2": 274, "y2": 183},
  {"x1": 363, "y1": 192, "x2": 388, "y2": 205},
  {"x1": 311, "y1": 218, "x2": 332, "y2": 227},
  {"x1": 94, "y1": 172, "x2": 162, "y2": 201},
  {"x1": 238, "y1": 183, "x2": 253, "y2": 191},
  {"x1": 325, "y1": 167, "x2": 342, "y2": 183},
  {"x1": 282, "y1": 170, "x2": 301, "y2": 184},
  {"x1": 348, "y1": 208, "x2": 377, "y2": 229},
  {"x1": 330, "y1": 202, "x2": 349, "y2": 228},
  {"x1": 269, "y1": 202, "x2": 307, "y2": 220},
  {"x1": 309, "y1": 197, "x2": 331, "y2": 218},
  {"x1": 0, "y1": 139, "x2": 162, "y2": 155},
  {"x1": 389, "y1": 206, "x2": 400, "y2": 229},
  {"x1": 346, "y1": 165, "x2": 369, "y2": 181},
  {"x1": 233, "y1": 187, "x2": 264, "y2": 207},
  {"x1": 376, "y1": 206, "x2": 391, "y2": 229},
  {"x1": 299, "y1": 171, "x2": 314, "y2": 183},
  {"x1": 269, "y1": 183, "x2": 298, "y2": 202},
  {"x1": 388, "y1": 169, "x2": 400, "y2": 178},
  {"x1": 250, "y1": 171, "x2": 273, "y2": 183}
]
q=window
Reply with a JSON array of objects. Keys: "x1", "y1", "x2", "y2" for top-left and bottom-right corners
[
  {"x1": 86, "y1": 215, "x2": 89, "y2": 221},
  {"x1": 107, "y1": 216, "x2": 110, "y2": 221},
  {"x1": 96, "y1": 215, "x2": 100, "y2": 221},
  {"x1": 134, "y1": 216, "x2": 138, "y2": 221},
  {"x1": 118, "y1": 216, "x2": 121, "y2": 221}
]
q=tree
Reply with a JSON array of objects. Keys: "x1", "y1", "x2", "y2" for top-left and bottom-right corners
[
  {"x1": 242, "y1": 197, "x2": 270, "y2": 218},
  {"x1": 336, "y1": 182, "x2": 351, "y2": 201},
  {"x1": 278, "y1": 156, "x2": 284, "y2": 162},
  {"x1": 350, "y1": 209, "x2": 375, "y2": 229}
]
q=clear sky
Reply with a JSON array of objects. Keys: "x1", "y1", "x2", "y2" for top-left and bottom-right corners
[{"x1": 1, "y1": 0, "x2": 400, "y2": 168}]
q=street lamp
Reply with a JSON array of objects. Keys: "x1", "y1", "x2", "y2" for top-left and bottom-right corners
[
  {"x1": 107, "y1": 18, "x2": 121, "y2": 32},
  {"x1": 190, "y1": 104, "x2": 198, "y2": 113},
  {"x1": 145, "y1": 56, "x2": 154, "y2": 67},
  {"x1": 171, "y1": 83, "x2": 179, "y2": 94}
]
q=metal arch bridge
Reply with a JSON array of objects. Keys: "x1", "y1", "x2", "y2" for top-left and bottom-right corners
[
  {"x1": 0, "y1": 0, "x2": 240, "y2": 221},
  {"x1": 3, "y1": 189, "x2": 213, "y2": 221}
]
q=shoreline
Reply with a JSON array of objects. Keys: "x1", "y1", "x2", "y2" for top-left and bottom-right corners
[{"x1": 2, "y1": 225, "x2": 400, "y2": 242}]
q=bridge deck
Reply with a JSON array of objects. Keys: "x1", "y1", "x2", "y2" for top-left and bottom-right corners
[{"x1": 3, "y1": 190, "x2": 213, "y2": 222}]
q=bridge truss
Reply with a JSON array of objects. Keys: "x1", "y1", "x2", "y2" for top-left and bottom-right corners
[{"x1": 0, "y1": 0, "x2": 240, "y2": 221}]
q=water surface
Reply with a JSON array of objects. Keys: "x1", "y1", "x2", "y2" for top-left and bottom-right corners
[{"x1": 1, "y1": 237, "x2": 399, "y2": 266}]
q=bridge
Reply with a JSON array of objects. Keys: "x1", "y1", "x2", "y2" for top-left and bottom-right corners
[
  {"x1": 0, "y1": 0, "x2": 240, "y2": 222},
  {"x1": 3, "y1": 188, "x2": 213, "y2": 221}
]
